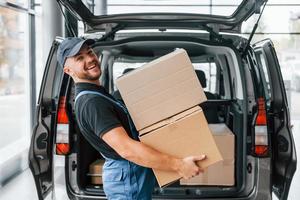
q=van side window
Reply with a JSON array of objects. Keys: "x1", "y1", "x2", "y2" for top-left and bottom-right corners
[
  {"x1": 257, "y1": 52, "x2": 272, "y2": 102},
  {"x1": 112, "y1": 61, "x2": 145, "y2": 91},
  {"x1": 193, "y1": 63, "x2": 217, "y2": 94}
]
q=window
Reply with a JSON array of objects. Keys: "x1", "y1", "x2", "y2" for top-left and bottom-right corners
[
  {"x1": 0, "y1": 6, "x2": 30, "y2": 162},
  {"x1": 6, "y1": 0, "x2": 28, "y2": 8},
  {"x1": 112, "y1": 61, "x2": 146, "y2": 91},
  {"x1": 0, "y1": 0, "x2": 41, "y2": 183},
  {"x1": 256, "y1": 52, "x2": 272, "y2": 103},
  {"x1": 193, "y1": 63, "x2": 217, "y2": 93},
  {"x1": 112, "y1": 59, "x2": 218, "y2": 95},
  {"x1": 35, "y1": 3, "x2": 43, "y2": 97},
  {"x1": 80, "y1": 0, "x2": 245, "y2": 15},
  {"x1": 242, "y1": 6, "x2": 300, "y2": 34}
]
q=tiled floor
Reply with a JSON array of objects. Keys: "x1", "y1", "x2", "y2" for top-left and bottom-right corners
[{"x1": 0, "y1": 169, "x2": 38, "y2": 200}]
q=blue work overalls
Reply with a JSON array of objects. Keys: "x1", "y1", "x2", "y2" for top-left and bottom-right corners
[{"x1": 75, "y1": 90, "x2": 156, "y2": 200}]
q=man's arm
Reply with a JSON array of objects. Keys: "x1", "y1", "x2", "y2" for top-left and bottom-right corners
[{"x1": 102, "y1": 126, "x2": 206, "y2": 179}]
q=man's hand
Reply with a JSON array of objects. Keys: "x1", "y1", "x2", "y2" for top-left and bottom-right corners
[{"x1": 176, "y1": 155, "x2": 206, "y2": 179}]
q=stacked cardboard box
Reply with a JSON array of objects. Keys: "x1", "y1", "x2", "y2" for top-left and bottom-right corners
[
  {"x1": 88, "y1": 159, "x2": 105, "y2": 185},
  {"x1": 116, "y1": 49, "x2": 223, "y2": 187},
  {"x1": 180, "y1": 124, "x2": 235, "y2": 186}
]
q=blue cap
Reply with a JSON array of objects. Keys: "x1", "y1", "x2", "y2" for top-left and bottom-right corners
[{"x1": 57, "y1": 37, "x2": 95, "y2": 67}]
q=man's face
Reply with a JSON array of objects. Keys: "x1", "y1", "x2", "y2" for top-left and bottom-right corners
[{"x1": 64, "y1": 45, "x2": 101, "y2": 81}]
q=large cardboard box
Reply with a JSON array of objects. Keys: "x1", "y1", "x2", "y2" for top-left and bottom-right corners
[
  {"x1": 180, "y1": 124, "x2": 235, "y2": 186},
  {"x1": 88, "y1": 159, "x2": 105, "y2": 185},
  {"x1": 140, "y1": 107, "x2": 223, "y2": 187},
  {"x1": 116, "y1": 49, "x2": 207, "y2": 131}
]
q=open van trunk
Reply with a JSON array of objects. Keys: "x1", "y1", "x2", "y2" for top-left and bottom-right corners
[{"x1": 64, "y1": 37, "x2": 254, "y2": 199}]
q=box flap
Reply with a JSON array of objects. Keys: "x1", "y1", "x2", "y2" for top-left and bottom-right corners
[{"x1": 139, "y1": 106, "x2": 201, "y2": 136}]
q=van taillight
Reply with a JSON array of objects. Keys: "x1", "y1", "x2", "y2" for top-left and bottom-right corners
[
  {"x1": 254, "y1": 97, "x2": 269, "y2": 157},
  {"x1": 56, "y1": 96, "x2": 70, "y2": 155},
  {"x1": 256, "y1": 97, "x2": 267, "y2": 125}
]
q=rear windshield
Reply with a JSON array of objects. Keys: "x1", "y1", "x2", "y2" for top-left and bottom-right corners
[{"x1": 81, "y1": 0, "x2": 242, "y2": 15}]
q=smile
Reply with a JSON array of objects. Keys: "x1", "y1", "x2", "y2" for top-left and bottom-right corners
[{"x1": 86, "y1": 64, "x2": 97, "y2": 70}]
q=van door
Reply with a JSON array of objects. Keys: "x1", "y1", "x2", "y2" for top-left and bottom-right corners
[
  {"x1": 28, "y1": 38, "x2": 64, "y2": 200},
  {"x1": 253, "y1": 39, "x2": 297, "y2": 200}
]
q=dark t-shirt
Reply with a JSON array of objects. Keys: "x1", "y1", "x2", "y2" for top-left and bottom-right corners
[{"x1": 75, "y1": 82, "x2": 132, "y2": 160}]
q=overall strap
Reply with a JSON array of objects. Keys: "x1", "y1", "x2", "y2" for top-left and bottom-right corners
[
  {"x1": 75, "y1": 90, "x2": 125, "y2": 109},
  {"x1": 75, "y1": 90, "x2": 139, "y2": 140}
]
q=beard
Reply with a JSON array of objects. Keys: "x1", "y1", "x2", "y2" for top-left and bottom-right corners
[
  {"x1": 77, "y1": 66, "x2": 101, "y2": 81},
  {"x1": 84, "y1": 72, "x2": 101, "y2": 80}
]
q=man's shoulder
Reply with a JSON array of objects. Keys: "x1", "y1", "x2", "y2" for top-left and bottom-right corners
[
  {"x1": 76, "y1": 93, "x2": 113, "y2": 113},
  {"x1": 77, "y1": 92, "x2": 109, "y2": 104}
]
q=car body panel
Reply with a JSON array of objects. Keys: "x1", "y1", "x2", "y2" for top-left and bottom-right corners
[{"x1": 28, "y1": 38, "x2": 64, "y2": 200}]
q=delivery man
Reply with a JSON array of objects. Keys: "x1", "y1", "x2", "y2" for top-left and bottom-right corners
[{"x1": 57, "y1": 37, "x2": 206, "y2": 200}]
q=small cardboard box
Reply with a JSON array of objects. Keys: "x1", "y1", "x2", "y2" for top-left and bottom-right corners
[
  {"x1": 88, "y1": 159, "x2": 105, "y2": 185},
  {"x1": 140, "y1": 107, "x2": 223, "y2": 187},
  {"x1": 116, "y1": 49, "x2": 207, "y2": 131},
  {"x1": 180, "y1": 124, "x2": 235, "y2": 186}
]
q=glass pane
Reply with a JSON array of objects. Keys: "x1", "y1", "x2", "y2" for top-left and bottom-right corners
[
  {"x1": 108, "y1": 0, "x2": 210, "y2": 5},
  {"x1": 242, "y1": 5, "x2": 300, "y2": 33},
  {"x1": 267, "y1": 0, "x2": 300, "y2": 4},
  {"x1": 80, "y1": 0, "x2": 247, "y2": 15},
  {"x1": 112, "y1": 60, "x2": 218, "y2": 94},
  {"x1": 0, "y1": 8, "x2": 30, "y2": 152},
  {"x1": 35, "y1": 4, "x2": 43, "y2": 98},
  {"x1": 193, "y1": 63, "x2": 217, "y2": 93},
  {"x1": 6, "y1": 0, "x2": 28, "y2": 8},
  {"x1": 212, "y1": 6, "x2": 238, "y2": 16},
  {"x1": 113, "y1": 61, "x2": 145, "y2": 91},
  {"x1": 212, "y1": 0, "x2": 243, "y2": 5},
  {"x1": 257, "y1": 52, "x2": 272, "y2": 102},
  {"x1": 108, "y1": 5, "x2": 210, "y2": 15}
]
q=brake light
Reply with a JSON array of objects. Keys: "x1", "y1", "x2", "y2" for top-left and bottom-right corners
[
  {"x1": 256, "y1": 97, "x2": 267, "y2": 125},
  {"x1": 255, "y1": 145, "x2": 269, "y2": 155},
  {"x1": 254, "y1": 97, "x2": 269, "y2": 157},
  {"x1": 56, "y1": 143, "x2": 70, "y2": 155},
  {"x1": 57, "y1": 99, "x2": 68, "y2": 124},
  {"x1": 56, "y1": 96, "x2": 70, "y2": 155}
]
